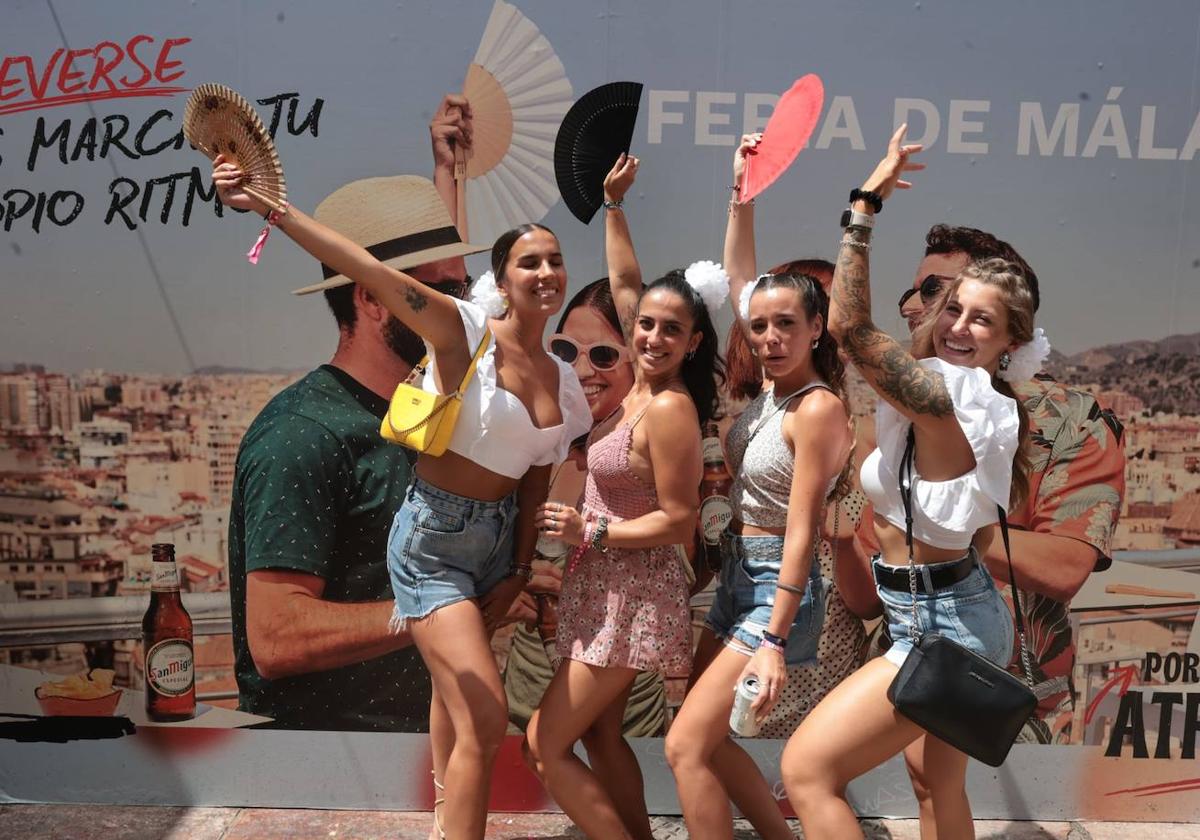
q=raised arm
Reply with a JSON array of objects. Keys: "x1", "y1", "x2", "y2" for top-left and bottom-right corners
[
  {"x1": 428, "y1": 93, "x2": 472, "y2": 279},
  {"x1": 212, "y1": 157, "x2": 469, "y2": 368},
  {"x1": 826, "y1": 126, "x2": 958, "y2": 437},
  {"x1": 724, "y1": 133, "x2": 762, "y2": 324},
  {"x1": 603, "y1": 153, "x2": 643, "y2": 340}
]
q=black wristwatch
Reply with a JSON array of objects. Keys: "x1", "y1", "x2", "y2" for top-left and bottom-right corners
[
  {"x1": 840, "y1": 208, "x2": 875, "y2": 230},
  {"x1": 849, "y1": 188, "x2": 883, "y2": 213}
]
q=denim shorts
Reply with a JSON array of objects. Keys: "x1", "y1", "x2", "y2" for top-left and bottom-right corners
[
  {"x1": 705, "y1": 530, "x2": 826, "y2": 666},
  {"x1": 874, "y1": 548, "x2": 1014, "y2": 669},
  {"x1": 387, "y1": 477, "x2": 516, "y2": 631}
]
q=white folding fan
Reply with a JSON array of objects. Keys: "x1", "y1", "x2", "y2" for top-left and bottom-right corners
[{"x1": 456, "y1": 0, "x2": 573, "y2": 245}]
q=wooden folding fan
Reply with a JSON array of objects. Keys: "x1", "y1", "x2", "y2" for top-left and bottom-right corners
[{"x1": 183, "y1": 83, "x2": 287, "y2": 213}]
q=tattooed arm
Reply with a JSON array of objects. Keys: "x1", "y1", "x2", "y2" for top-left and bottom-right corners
[
  {"x1": 211, "y1": 155, "x2": 467, "y2": 362},
  {"x1": 827, "y1": 127, "x2": 969, "y2": 439},
  {"x1": 603, "y1": 153, "x2": 644, "y2": 340}
]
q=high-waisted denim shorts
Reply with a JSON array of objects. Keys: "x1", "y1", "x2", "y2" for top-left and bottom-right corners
[
  {"x1": 705, "y1": 530, "x2": 826, "y2": 666},
  {"x1": 387, "y1": 477, "x2": 516, "y2": 631},
  {"x1": 874, "y1": 548, "x2": 1014, "y2": 669}
]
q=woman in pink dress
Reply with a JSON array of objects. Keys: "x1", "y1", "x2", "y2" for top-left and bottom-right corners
[{"x1": 525, "y1": 154, "x2": 727, "y2": 840}]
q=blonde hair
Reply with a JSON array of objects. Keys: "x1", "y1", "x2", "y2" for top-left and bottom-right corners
[{"x1": 911, "y1": 258, "x2": 1035, "y2": 510}]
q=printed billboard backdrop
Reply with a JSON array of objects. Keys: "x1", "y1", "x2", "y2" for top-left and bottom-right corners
[{"x1": 2, "y1": 0, "x2": 1199, "y2": 819}]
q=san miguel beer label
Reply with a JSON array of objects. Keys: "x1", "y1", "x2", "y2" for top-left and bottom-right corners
[
  {"x1": 700, "y1": 494, "x2": 733, "y2": 543},
  {"x1": 151, "y1": 562, "x2": 180, "y2": 591},
  {"x1": 146, "y1": 638, "x2": 194, "y2": 696}
]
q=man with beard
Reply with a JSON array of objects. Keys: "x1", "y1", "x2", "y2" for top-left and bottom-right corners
[{"x1": 227, "y1": 97, "x2": 490, "y2": 730}]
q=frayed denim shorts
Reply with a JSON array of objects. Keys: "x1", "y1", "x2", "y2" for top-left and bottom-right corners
[
  {"x1": 705, "y1": 530, "x2": 826, "y2": 666},
  {"x1": 387, "y1": 476, "x2": 516, "y2": 632},
  {"x1": 874, "y1": 548, "x2": 1014, "y2": 669}
]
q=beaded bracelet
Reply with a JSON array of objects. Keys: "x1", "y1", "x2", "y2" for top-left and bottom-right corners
[
  {"x1": 761, "y1": 630, "x2": 788, "y2": 648},
  {"x1": 759, "y1": 635, "x2": 786, "y2": 654}
]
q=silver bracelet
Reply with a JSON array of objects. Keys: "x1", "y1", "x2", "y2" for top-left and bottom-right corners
[
  {"x1": 840, "y1": 236, "x2": 870, "y2": 251},
  {"x1": 602, "y1": 198, "x2": 624, "y2": 210}
]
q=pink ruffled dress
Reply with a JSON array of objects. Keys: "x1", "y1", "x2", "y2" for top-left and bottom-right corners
[{"x1": 556, "y1": 407, "x2": 693, "y2": 677}]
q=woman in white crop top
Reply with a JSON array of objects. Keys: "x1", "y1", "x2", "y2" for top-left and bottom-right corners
[
  {"x1": 665, "y1": 135, "x2": 855, "y2": 840},
  {"x1": 213, "y1": 160, "x2": 589, "y2": 840},
  {"x1": 782, "y1": 128, "x2": 1038, "y2": 840}
]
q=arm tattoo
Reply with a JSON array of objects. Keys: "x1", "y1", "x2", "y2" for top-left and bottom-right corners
[
  {"x1": 833, "y1": 231, "x2": 954, "y2": 418},
  {"x1": 403, "y1": 284, "x2": 428, "y2": 313}
]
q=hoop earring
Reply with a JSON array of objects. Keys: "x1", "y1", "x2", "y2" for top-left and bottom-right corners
[
  {"x1": 812, "y1": 337, "x2": 820, "y2": 350},
  {"x1": 686, "y1": 349, "x2": 696, "y2": 360},
  {"x1": 999, "y1": 350, "x2": 1011, "y2": 371}
]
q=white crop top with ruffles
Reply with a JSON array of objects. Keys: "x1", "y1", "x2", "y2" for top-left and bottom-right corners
[
  {"x1": 859, "y1": 357, "x2": 1019, "y2": 551},
  {"x1": 420, "y1": 298, "x2": 593, "y2": 479}
]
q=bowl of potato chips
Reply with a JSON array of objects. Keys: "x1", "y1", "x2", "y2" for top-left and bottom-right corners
[{"x1": 35, "y1": 668, "x2": 123, "y2": 716}]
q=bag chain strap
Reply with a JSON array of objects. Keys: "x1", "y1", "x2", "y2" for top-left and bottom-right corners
[
  {"x1": 387, "y1": 392, "x2": 459, "y2": 437},
  {"x1": 389, "y1": 327, "x2": 493, "y2": 438},
  {"x1": 898, "y1": 427, "x2": 1034, "y2": 686}
]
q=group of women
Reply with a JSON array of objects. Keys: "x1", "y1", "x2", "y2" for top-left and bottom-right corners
[{"x1": 213, "y1": 121, "x2": 1037, "y2": 840}]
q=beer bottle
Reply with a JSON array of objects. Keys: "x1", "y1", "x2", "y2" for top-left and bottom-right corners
[
  {"x1": 699, "y1": 422, "x2": 733, "y2": 572},
  {"x1": 142, "y1": 543, "x2": 196, "y2": 721}
]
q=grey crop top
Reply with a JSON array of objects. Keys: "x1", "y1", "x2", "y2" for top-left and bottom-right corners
[{"x1": 725, "y1": 382, "x2": 838, "y2": 528}]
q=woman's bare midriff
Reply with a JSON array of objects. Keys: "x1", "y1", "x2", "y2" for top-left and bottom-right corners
[
  {"x1": 873, "y1": 515, "x2": 995, "y2": 566},
  {"x1": 415, "y1": 449, "x2": 523, "y2": 501},
  {"x1": 728, "y1": 518, "x2": 785, "y2": 537}
]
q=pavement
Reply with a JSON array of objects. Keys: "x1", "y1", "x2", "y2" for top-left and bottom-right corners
[{"x1": 3, "y1": 805, "x2": 1197, "y2": 839}]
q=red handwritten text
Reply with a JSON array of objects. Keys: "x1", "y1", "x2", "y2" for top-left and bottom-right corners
[{"x1": 0, "y1": 35, "x2": 191, "y2": 117}]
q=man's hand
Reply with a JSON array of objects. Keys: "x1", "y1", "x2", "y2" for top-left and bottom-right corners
[
  {"x1": 480, "y1": 575, "x2": 526, "y2": 633},
  {"x1": 430, "y1": 94, "x2": 472, "y2": 172},
  {"x1": 526, "y1": 558, "x2": 563, "y2": 597}
]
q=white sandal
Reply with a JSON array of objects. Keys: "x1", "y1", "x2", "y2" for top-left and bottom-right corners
[{"x1": 431, "y1": 770, "x2": 446, "y2": 840}]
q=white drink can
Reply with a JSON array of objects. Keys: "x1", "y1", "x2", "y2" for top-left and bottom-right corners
[{"x1": 729, "y1": 675, "x2": 761, "y2": 737}]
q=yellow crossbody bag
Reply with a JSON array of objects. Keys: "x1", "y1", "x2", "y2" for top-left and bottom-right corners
[{"x1": 380, "y1": 327, "x2": 492, "y2": 455}]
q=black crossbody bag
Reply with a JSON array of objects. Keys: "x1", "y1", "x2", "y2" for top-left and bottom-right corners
[{"x1": 886, "y1": 428, "x2": 1037, "y2": 767}]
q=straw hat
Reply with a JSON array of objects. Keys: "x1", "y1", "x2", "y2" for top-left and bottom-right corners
[{"x1": 291, "y1": 175, "x2": 488, "y2": 295}]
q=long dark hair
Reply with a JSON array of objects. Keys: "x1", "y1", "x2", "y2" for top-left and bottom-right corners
[
  {"x1": 640, "y1": 270, "x2": 726, "y2": 426},
  {"x1": 749, "y1": 271, "x2": 853, "y2": 501},
  {"x1": 725, "y1": 259, "x2": 834, "y2": 402},
  {"x1": 749, "y1": 272, "x2": 846, "y2": 397}
]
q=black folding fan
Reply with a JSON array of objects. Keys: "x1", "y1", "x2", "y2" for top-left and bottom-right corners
[{"x1": 554, "y1": 81, "x2": 644, "y2": 224}]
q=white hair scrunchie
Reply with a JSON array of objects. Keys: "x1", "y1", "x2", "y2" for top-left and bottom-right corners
[
  {"x1": 683, "y1": 260, "x2": 730, "y2": 317},
  {"x1": 737, "y1": 273, "x2": 773, "y2": 320},
  {"x1": 468, "y1": 270, "x2": 507, "y2": 318},
  {"x1": 998, "y1": 327, "x2": 1051, "y2": 383}
]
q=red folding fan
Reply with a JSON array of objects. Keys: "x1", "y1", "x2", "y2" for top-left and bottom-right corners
[{"x1": 740, "y1": 74, "x2": 825, "y2": 203}]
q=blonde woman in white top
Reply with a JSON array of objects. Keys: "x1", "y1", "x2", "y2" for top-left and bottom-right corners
[
  {"x1": 783, "y1": 127, "x2": 1036, "y2": 839},
  {"x1": 213, "y1": 159, "x2": 590, "y2": 840}
]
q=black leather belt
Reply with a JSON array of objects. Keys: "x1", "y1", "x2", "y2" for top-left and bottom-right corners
[{"x1": 874, "y1": 553, "x2": 975, "y2": 594}]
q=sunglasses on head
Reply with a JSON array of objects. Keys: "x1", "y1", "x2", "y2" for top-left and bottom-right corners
[
  {"x1": 548, "y1": 334, "x2": 629, "y2": 371},
  {"x1": 898, "y1": 274, "x2": 952, "y2": 311}
]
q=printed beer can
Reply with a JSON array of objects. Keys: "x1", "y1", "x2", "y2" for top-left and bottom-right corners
[{"x1": 729, "y1": 675, "x2": 761, "y2": 737}]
